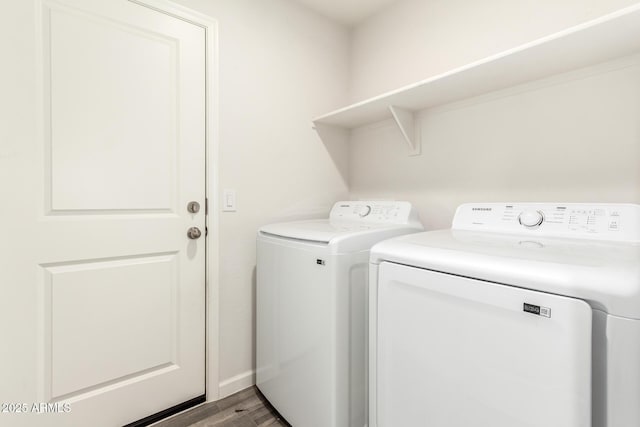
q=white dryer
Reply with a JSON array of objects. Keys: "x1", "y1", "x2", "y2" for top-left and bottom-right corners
[
  {"x1": 369, "y1": 203, "x2": 640, "y2": 427},
  {"x1": 257, "y1": 201, "x2": 422, "y2": 427}
]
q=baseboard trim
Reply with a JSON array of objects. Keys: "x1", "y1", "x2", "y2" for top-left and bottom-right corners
[{"x1": 218, "y1": 370, "x2": 255, "y2": 398}]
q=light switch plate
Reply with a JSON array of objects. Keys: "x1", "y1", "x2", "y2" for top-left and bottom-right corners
[{"x1": 222, "y1": 189, "x2": 236, "y2": 212}]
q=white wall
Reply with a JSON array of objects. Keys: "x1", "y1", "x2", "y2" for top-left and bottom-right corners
[
  {"x1": 172, "y1": 0, "x2": 350, "y2": 397},
  {"x1": 348, "y1": 0, "x2": 640, "y2": 231}
]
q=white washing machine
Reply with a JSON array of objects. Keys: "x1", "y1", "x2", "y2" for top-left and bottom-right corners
[
  {"x1": 257, "y1": 201, "x2": 422, "y2": 427},
  {"x1": 368, "y1": 203, "x2": 640, "y2": 427}
]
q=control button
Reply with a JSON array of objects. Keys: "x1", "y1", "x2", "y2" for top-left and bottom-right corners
[{"x1": 518, "y1": 210, "x2": 544, "y2": 228}]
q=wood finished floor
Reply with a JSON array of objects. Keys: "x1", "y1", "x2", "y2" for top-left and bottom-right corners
[{"x1": 153, "y1": 386, "x2": 291, "y2": 427}]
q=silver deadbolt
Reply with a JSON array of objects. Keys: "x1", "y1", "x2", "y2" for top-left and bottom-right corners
[
  {"x1": 187, "y1": 201, "x2": 200, "y2": 214},
  {"x1": 187, "y1": 227, "x2": 202, "y2": 239}
]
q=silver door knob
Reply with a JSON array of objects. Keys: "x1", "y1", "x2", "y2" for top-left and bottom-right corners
[
  {"x1": 187, "y1": 201, "x2": 200, "y2": 213},
  {"x1": 187, "y1": 227, "x2": 202, "y2": 239}
]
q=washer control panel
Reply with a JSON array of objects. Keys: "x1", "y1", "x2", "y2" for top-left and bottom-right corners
[
  {"x1": 330, "y1": 201, "x2": 420, "y2": 226},
  {"x1": 453, "y1": 203, "x2": 640, "y2": 242}
]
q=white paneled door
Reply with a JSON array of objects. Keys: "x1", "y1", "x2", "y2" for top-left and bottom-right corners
[{"x1": 1, "y1": 1, "x2": 206, "y2": 426}]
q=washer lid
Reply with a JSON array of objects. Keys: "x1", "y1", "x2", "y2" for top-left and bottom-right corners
[
  {"x1": 370, "y1": 229, "x2": 640, "y2": 319},
  {"x1": 260, "y1": 219, "x2": 394, "y2": 243},
  {"x1": 259, "y1": 200, "x2": 422, "y2": 243}
]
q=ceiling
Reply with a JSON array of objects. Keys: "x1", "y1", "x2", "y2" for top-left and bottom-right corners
[{"x1": 293, "y1": 0, "x2": 400, "y2": 26}]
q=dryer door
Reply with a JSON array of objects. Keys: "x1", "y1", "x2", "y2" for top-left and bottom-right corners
[{"x1": 374, "y1": 261, "x2": 592, "y2": 427}]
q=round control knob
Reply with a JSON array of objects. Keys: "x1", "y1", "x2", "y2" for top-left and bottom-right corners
[
  {"x1": 359, "y1": 205, "x2": 372, "y2": 217},
  {"x1": 518, "y1": 210, "x2": 544, "y2": 228}
]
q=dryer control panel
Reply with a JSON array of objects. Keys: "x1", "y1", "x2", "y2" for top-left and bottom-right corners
[
  {"x1": 452, "y1": 203, "x2": 640, "y2": 242},
  {"x1": 330, "y1": 201, "x2": 421, "y2": 227}
]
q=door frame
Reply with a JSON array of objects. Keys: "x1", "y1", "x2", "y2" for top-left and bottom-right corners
[{"x1": 129, "y1": 0, "x2": 221, "y2": 402}]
